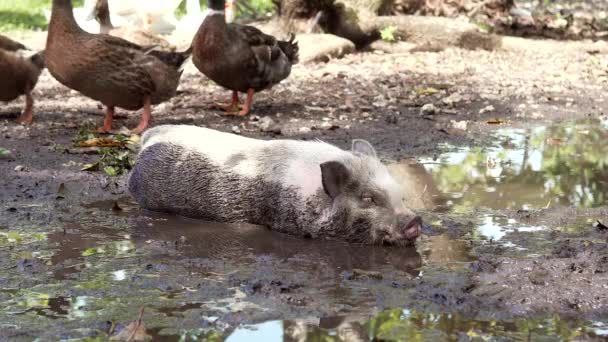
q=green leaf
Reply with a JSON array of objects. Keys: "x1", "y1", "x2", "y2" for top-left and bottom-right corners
[
  {"x1": 104, "y1": 166, "x2": 119, "y2": 177},
  {"x1": 380, "y1": 25, "x2": 398, "y2": 43},
  {"x1": 81, "y1": 162, "x2": 100, "y2": 172}
]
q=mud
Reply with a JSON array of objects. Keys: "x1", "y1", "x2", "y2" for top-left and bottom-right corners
[{"x1": 1, "y1": 30, "x2": 608, "y2": 340}]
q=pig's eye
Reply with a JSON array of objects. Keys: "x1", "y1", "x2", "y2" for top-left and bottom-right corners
[{"x1": 361, "y1": 195, "x2": 375, "y2": 205}]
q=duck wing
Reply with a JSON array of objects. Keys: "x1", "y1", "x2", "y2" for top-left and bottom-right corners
[
  {"x1": 97, "y1": 33, "x2": 191, "y2": 70},
  {"x1": 147, "y1": 46, "x2": 193, "y2": 71},
  {"x1": 231, "y1": 24, "x2": 277, "y2": 47},
  {"x1": 0, "y1": 35, "x2": 27, "y2": 52},
  {"x1": 229, "y1": 24, "x2": 298, "y2": 64},
  {"x1": 79, "y1": 35, "x2": 157, "y2": 95}
]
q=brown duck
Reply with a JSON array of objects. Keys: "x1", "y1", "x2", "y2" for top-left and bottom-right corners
[
  {"x1": 0, "y1": 35, "x2": 45, "y2": 124},
  {"x1": 192, "y1": 0, "x2": 299, "y2": 116},
  {"x1": 46, "y1": 0, "x2": 192, "y2": 134},
  {"x1": 91, "y1": 0, "x2": 175, "y2": 51}
]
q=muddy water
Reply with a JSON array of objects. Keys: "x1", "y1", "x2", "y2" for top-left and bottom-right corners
[
  {"x1": 415, "y1": 118, "x2": 608, "y2": 252},
  {"x1": 1, "y1": 120, "x2": 608, "y2": 340},
  {"x1": 420, "y1": 119, "x2": 608, "y2": 211},
  {"x1": 224, "y1": 311, "x2": 608, "y2": 341}
]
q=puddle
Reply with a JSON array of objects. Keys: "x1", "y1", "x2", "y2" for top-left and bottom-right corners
[
  {"x1": 216, "y1": 309, "x2": 607, "y2": 342},
  {"x1": 1, "y1": 119, "x2": 607, "y2": 340},
  {"x1": 405, "y1": 119, "x2": 608, "y2": 250},
  {"x1": 419, "y1": 119, "x2": 608, "y2": 211}
]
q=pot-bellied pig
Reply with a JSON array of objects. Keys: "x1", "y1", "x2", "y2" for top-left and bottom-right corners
[{"x1": 128, "y1": 125, "x2": 423, "y2": 245}]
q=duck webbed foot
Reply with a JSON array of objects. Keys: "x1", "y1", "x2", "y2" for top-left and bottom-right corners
[
  {"x1": 236, "y1": 88, "x2": 255, "y2": 116},
  {"x1": 211, "y1": 90, "x2": 241, "y2": 112},
  {"x1": 223, "y1": 89, "x2": 254, "y2": 116},
  {"x1": 15, "y1": 90, "x2": 34, "y2": 125},
  {"x1": 96, "y1": 106, "x2": 115, "y2": 133},
  {"x1": 130, "y1": 96, "x2": 152, "y2": 135}
]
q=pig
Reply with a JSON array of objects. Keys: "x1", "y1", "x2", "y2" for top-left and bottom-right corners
[{"x1": 128, "y1": 125, "x2": 423, "y2": 245}]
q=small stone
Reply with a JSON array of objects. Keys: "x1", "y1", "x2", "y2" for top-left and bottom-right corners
[
  {"x1": 299, "y1": 127, "x2": 312, "y2": 133},
  {"x1": 14, "y1": 165, "x2": 26, "y2": 172},
  {"x1": 372, "y1": 95, "x2": 388, "y2": 108},
  {"x1": 258, "y1": 116, "x2": 275, "y2": 131},
  {"x1": 442, "y1": 93, "x2": 464, "y2": 106},
  {"x1": 231, "y1": 126, "x2": 241, "y2": 134},
  {"x1": 479, "y1": 105, "x2": 495, "y2": 114},
  {"x1": 338, "y1": 115, "x2": 348, "y2": 121},
  {"x1": 0, "y1": 148, "x2": 14, "y2": 161},
  {"x1": 451, "y1": 120, "x2": 468, "y2": 131},
  {"x1": 257, "y1": 116, "x2": 282, "y2": 134},
  {"x1": 420, "y1": 103, "x2": 438, "y2": 115}
]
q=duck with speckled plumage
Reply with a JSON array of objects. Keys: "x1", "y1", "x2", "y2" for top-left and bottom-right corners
[
  {"x1": 192, "y1": 0, "x2": 299, "y2": 116},
  {"x1": 46, "y1": 0, "x2": 192, "y2": 134},
  {"x1": 0, "y1": 35, "x2": 45, "y2": 125}
]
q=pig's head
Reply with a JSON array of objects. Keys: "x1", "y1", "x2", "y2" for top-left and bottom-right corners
[{"x1": 320, "y1": 139, "x2": 423, "y2": 246}]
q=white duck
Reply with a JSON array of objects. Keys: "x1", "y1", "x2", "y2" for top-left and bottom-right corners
[
  {"x1": 113, "y1": 0, "x2": 182, "y2": 34},
  {"x1": 174, "y1": 0, "x2": 208, "y2": 36}
]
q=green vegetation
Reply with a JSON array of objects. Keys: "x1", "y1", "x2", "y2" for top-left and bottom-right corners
[
  {"x1": 380, "y1": 25, "x2": 398, "y2": 42},
  {"x1": 0, "y1": 0, "x2": 50, "y2": 31},
  {"x1": 0, "y1": 0, "x2": 275, "y2": 31},
  {"x1": 0, "y1": 0, "x2": 84, "y2": 31},
  {"x1": 175, "y1": 0, "x2": 275, "y2": 19},
  {"x1": 425, "y1": 119, "x2": 608, "y2": 211},
  {"x1": 76, "y1": 128, "x2": 135, "y2": 177}
]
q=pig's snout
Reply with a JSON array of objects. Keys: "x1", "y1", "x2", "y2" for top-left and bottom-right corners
[{"x1": 397, "y1": 215, "x2": 423, "y2": 241}]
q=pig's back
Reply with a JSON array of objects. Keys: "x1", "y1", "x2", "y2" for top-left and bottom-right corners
[{"x1": 130, "y1": 125, "x2": 349, "y2": 225}]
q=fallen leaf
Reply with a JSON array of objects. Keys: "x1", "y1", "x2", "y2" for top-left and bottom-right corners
[
  {"x1": 546, "y1": 138, "x2": 563, "y2": 146},
  {"x1": 111, "y1": 307, "x2": 150, "y2": 341},
  {"x1": 487, "y1": 119, "x2": 507, "y2": 125},
  {"x1": 416, "y1": 87, "x2": 439, "y2": 96},
  {"x1": 104, "y1": 166, "x2": 119, "y2": 177},
  {"x1": 81, "y1": 162, "x2": 100, "y2": 172},
  {"x1": 65, "y1": 147, "x2": 102, "y2": 155},
  {"x1": 75, "y1": 137, "x2": 124, "y2": 148},
  {"x1": 127, "y1": 135, "x2": 141, "y2": 144},
  {"x1": 56, "y1": 183, "x2": 67, "y2": 200},
  {"x1": 112, "y1": 201, "x2": 123, "y2": 211}
]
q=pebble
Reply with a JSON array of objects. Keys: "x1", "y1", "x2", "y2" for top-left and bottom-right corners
[
  {"x1": 420, "y1": 103, "x2": 438, "y2": 115},
  {"x1": 258, "y1": 116, "x2": 276, "y2": 131},
  {"x1": 479, "y1": 105, "x2": 495, "y2": 114}
]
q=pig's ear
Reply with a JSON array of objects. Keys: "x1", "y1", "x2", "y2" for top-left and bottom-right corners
[
  {"x1": 320, "y1": 161, "x2": 351, "y2": 199},
  {"x1": 352, "y1": 139, "x2": 377, "y2": 158}
]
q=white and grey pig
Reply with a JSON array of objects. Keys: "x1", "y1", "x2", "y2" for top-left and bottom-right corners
[{"x1": 128, "y1": 125, "x2": 423, "y2": 245}]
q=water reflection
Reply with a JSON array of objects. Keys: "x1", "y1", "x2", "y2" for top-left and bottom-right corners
[
  {"x1": 387, "y1": 159, "x2": 446, "y2": 210},
  {"x1": 423, "y1": 235, "x2": 475, "y2": 265},
  {"x1": 8, "y1": 293, "x2": 95, "y2": 320},
  {"x1": 222, "y1": 309, "x2": 607, "y2": 342},
  {"x1": 131, "y1": 215, "x2": 423, "y2": 276},
  {"x1": 420, "y1": 119, "x2": 608, "y2": 210}
]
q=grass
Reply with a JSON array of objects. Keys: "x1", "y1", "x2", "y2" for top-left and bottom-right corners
[
  {"x1": 0, "y1": 0, "x2": 83, "y2": 31},
  {"x1": 175, "y1": 0, "x2": 275, "y2": 19},
  {"x1": 0, "y1": 0, "x2": 274, "y2": 31}
]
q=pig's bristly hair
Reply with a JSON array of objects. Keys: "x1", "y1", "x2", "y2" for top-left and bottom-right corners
[{"x1": 130, "y1": 125, "x2": 418, "y2": 245}]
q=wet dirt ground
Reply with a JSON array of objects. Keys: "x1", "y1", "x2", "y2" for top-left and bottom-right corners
[{"x1": 2, "y1": 31, "x2": 608, "y2": 340}]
